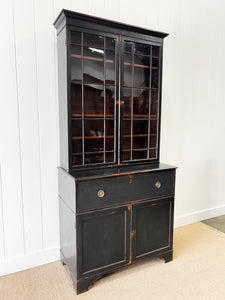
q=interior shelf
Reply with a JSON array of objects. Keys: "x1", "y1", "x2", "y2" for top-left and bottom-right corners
[
  {"x1": 124, "y1": 62, "x2": 158, "y2": 70},
  {"x1": 123, "y1": 114, "x2": 157, "y2": 118},
  {"x1": 71, "y1": 54, "x2": 114, "y2": 63},
  {"x1": 72, "y1": 114, "x2": 114, "y2": 118},
  {"x1": 72, "y1": 134, "x2": 156, "y2": 140}
]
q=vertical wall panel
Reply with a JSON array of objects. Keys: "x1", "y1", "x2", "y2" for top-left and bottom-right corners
[
  {"x1": 13, "y1": 0, "x2": 43, "y2": 253},
  {"x1": 0, "y1": 165, "x2": 5, "y2": 260},
  {"x1": 53, "y1": 0, "x2": 72, "y2": 17},
  {"x1": 0, "y1": 0, "x2": 25, "y2": 259},
  {"x1": 34, "y1": 0, "x2": 59, "y2": 249}
]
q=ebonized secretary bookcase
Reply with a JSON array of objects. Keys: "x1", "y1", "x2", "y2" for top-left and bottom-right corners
[{"x1": 54, "y1": 9, "x2": 176, "y2": 294}]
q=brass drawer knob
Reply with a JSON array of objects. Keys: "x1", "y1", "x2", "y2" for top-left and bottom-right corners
[
  {"x1": 97, "y1": 189, "x2": 105, "y2": 198},
  {"x1": 155, "y1": 181, "x2": 161, "y2": 189}
]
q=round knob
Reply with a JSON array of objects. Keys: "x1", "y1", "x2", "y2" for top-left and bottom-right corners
[
  {"x1": 97, "y1": 189, "x2": 105, "y2": 198},
  {"x1": 155, "y1": 181, "x2": 161, "y2": 189}
]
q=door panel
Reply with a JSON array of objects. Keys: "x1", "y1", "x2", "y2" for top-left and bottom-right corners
[
  {"x1": 120, "y1": 37, "x2": 162, "y2": 163},
  {"x1": 70, "y1": 30, "x2": 119, "y2": 167},
  {"x1": 132, "y1": 198, "x2": 173, "y2": 261},
  {"x1": 77, "y1": 206, "x2": 130, "y2": 278}
]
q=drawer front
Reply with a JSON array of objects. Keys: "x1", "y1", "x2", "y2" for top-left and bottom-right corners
[{"x1": 77, "y1": 170, "x2": 175, "y2": 212}]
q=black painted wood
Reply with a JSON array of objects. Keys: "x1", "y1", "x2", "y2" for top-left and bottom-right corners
[
  {"x1": 54, "y1": 9, "x2": 168, "y2": 39},
  {"x1": 77, "y1": 206, "x2": 130, "y2": 278},
  {"x1": 56, "y1": 9, "x2": 176, "y2": 295},
  {"x1": 132, "y1": 198, "x2": 173, "y2": 261},
  {"x1": 77, "y1": 170, "x2": 174, "y2": 212}
]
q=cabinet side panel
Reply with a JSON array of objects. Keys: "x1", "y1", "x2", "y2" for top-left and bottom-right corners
[
  {"x1": 57, "y1": 27, "x2": 68, "y2": 170},
  {"x1": 59, "y1": 197, "x2": 76, "y2": 283},
  {"x1": 58, "y1": 168, "x2": 75, "y2": 212}
]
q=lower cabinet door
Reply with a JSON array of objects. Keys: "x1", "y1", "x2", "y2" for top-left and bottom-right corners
[
  {"x1": 132, "y1": 198, "x2": 174, "y2": 261},
  {"x1": 77, "y1": 206, "x2": 131, "y2": 278}
]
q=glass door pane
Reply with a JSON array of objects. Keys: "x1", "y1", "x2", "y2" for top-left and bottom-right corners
[
  {"x1": 121, "y1": 39, "x2": 161, "y2": 162},
  {"x1": 70, "y1": 31, "x2": 118, "y2": 166}
]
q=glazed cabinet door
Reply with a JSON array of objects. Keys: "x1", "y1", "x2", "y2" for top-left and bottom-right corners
[
  {"x1": 132, "y1": 198, "x2": 173, "y2": 261},
  {"x1": 77, "y1": 206, "x2": 130, "y2": 278},
  {"x1": 69, "y1": 29, "x2": 119, "y2": 168},
  {"x1": 120, "y1": 36, "x2": 162, "y2": 163}
]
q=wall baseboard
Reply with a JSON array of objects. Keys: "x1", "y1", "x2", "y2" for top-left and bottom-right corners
[
  {"x1": 174, "y1": 204, "x2": 225, "y2": 228},
  {"x1": 0, "y1": 247, "x2": 60, "y2": 276}
]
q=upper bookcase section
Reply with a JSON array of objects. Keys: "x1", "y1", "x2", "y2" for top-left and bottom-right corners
[{"x1": 54, "y1": 9, "x2": 168, "y2": 42}]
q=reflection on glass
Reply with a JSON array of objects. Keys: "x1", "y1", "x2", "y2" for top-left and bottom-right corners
[
  {"x1": 123, "y1": 53, "x2": 132, "y2": 87},
  {"x1": 83, "y1": 58, "x2": 104, "y2": 84},
  {"x1": 84, "y1": 85, "x2": 104, "y2": 115},
  {"x1": 106, "y1": 50, "x2": 115, "y2": 85},
  {"x1": 71, "y1": 45, "x2": 81, "y2": 56},
  {"x1": 134, "y1": 66, "x2": 150, "y2": 88},
  {"x1": 105, "y1": 86, "x2": 115, "y2": 116},
  {"x1": 71, "y1": 31, "x2": 81, "y2": 45},
  {"x1": 133, "y1": 89, "x2": 149, "y2": 116},
  {"x1": 123, "y1": 88, "x2": 132, "y2": 116},
  {"x1": 124, "y1": 42, "x2": 133, "y2": 53},
  {"x1": 134, "y1": 42, "x2": 150, "y2": 56},
  {"x1": 83, "y1": 33, "x2": 104, "y2": 49},
  {"x1": 71, "y1": 84, "x2": 82, "y2": 115},
  {"x1": 71, "y1": 58, "x2": 82, "y2": 82},
  {"x1": 83, "y1": 46, "x2": 104, "y2": 59},
  {"x1": 106, "y1": 37, "x2": 115, "y2": 50},
  {"x1": 134, "y1": 55, "x2": 150, "y2": 67}
]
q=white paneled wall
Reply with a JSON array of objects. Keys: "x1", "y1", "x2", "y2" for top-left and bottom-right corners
[{"x1": 1, "y1": 0, "x2": 225, "y2": 275}]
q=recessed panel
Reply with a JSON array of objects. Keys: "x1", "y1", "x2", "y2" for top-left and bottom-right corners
[
  {"x1": 134, "y1": 201, "x2": 170, "y2": 257},
  {"x1": 79, "y1": 210, "x2": 126, "y2": 273}
]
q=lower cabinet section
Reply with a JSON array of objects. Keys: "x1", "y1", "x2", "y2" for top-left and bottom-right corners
[
  {"x1": 58, "y1": 166, "x2": 176, "y2": 294},
  {"x1": 77, "y1": 206, "x2": 131, "y2": 278},
  {"x1": 74, "y1": 197, "x2": 174, "y2": 293}
]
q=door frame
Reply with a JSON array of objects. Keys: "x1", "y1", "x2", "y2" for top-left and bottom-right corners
[{"x1": 131, "y1": 197, "x2": 174, "y2": 262}]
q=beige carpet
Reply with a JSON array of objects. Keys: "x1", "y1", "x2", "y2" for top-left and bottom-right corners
[{"x1": 1, "y1": 222, "x2": 225, "y2": 300}]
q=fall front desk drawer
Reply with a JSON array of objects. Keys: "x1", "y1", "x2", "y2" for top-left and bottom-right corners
[{"x1": 76, "y1": 170, "x2": 175, "y2": 212}]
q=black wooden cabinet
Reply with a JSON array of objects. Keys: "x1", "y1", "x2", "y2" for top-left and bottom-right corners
[{"x1": 55, "y1": 9, "x2": 176, "y2": 294}]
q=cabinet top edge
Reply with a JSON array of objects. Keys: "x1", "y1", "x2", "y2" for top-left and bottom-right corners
[
  {"x1": 53, "y1": 9, "x2": 169, "y2": 39},
  {"x1": 68, "y1": 163, "x2": 176, "y2": 181}
]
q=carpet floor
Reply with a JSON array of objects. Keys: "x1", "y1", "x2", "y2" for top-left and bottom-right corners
[{"x1": 1, "y1": 222, "x2": 225, "y2": 300}]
